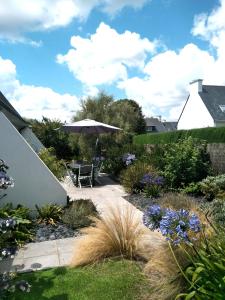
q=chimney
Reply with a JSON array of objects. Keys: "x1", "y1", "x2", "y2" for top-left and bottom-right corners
[{"x1": 189, "y1": 79, "x2": 203, "y2": 94}]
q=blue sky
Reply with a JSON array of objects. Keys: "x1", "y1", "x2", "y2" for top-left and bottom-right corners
[{"x1": 0, "y1": 0, "x2": 223, "y2": 121}]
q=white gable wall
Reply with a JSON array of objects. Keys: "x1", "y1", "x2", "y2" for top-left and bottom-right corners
[
  {"x1": 0, "y1": 112, "x2": 67, "y2": 210},
  {"x1": 177, "y1": 93, "x2": 215, "y2": 130}
]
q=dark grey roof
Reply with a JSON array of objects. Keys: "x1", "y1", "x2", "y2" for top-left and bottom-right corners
[
  {"x1": 199, "y1": 85, "x2": 225, "y2": 121},
  {"x1": 0, "y1": 91, "x2": 28, "y2": 130},
  {"x1": 145, "y1": 117, "x2": 165, "y2": 132},
  {"x1": 163, "y1": 121, "x2": 177, "y2": 131}
]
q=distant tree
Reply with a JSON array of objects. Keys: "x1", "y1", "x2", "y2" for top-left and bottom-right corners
[{"x1": 28, "y1": 117, "x2": 78, "y2": 160}]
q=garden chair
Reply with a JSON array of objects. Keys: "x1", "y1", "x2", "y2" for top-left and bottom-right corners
[
  {"x1": 93, "y1": 161, "x2": 103, "y2": 184},
  {"x1": 78, "y1": 164, "x2": 93, "y2": 188},
  {"x1": 63, "y1": 162, "x2": 76, "y2": 186}
]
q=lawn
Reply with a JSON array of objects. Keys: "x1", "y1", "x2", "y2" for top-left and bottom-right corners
[{"x1": 8, "y1": 259, "x2": 151, "y2": 300}]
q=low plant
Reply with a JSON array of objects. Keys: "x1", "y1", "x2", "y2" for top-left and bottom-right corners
[
  {"x1": 61, "y1": 199, "x2": 98, "y2": 229},
  {"x1": 201, "y1": 198, "x2": 225, "y2": 226},
  {"x1": 199, "y1": 174, "x2": 225, "y2": 200},
  {"x1": 39, "y1": 147, "x2": 65, "y2": 180},
  {"x1": 140, "y1": 173, "x2": 164, "y2": 198},
  {"x1": 120, "y1": 161, "x2": 157, "y2": 193},
  {"x1": 143, "y1": 204, "x2": 225, "y2": 300},
  {"x1": 35, "y1": 203, "x2": 63, "y2": 225},
  {"x1": 181, "y1": 182, "x2": 202, "y2": 197},
  {"x1": 71, "y1": 205, "x2": 146, "y2": 266}
]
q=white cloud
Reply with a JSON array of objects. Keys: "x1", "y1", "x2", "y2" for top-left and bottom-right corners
[
  {"x1": 0, "y1": 0, "x2": 151, "y2": 42},
  {"x1": 0, "y1": 55, "x2": 79, "y2": 121},
  {"x1": 57, "y1": 22, "x2": 158, "y2": 87}
]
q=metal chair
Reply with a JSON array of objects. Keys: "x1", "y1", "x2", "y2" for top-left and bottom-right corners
[
  {"x1": 78, "y1": 164, "x2": 93, "y2": 188},
  {"x1": 93, "y1": 161, "x2": 103, "y2": 184},
  {"x1": 63, "y1": 162, "x2": 76, "y2": 186}
]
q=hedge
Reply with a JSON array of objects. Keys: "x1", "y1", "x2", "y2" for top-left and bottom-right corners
[{"x1": 134, "y1": 127, "x2": 225, "y2": 145}]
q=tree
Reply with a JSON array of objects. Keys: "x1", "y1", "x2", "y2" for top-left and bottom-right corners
[{"x1": 28, "y1": 117, "x2": 78, "y2": 160}]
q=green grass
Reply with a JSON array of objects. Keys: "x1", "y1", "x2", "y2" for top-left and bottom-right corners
[
  {"x1": 9, "y1": 259, "x2": 151, "y2": 300},
  {"x1": 134, "y1": 126, "x2": 225, "y2": 145}
]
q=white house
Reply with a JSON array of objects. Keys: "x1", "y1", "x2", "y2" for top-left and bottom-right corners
[
  {"x1": 177, "y1": 79, "x2": 225, "y2": 130},
  {"x1": 0, "y1": 91, "x2": 67, "y2": 209}
]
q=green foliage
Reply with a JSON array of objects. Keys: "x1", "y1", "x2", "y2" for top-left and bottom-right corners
[
  {"x1": 181, "y1": 182, "x2": 202, "y2": 197},
  {"x1": 28, "y1": 117, "x2": 77, "y2": 160},
  {"x1": 120, "y1": 161, "x2": 156, "y2": 193},
  {"x1": 35, "y1": 203, "x2": 63, "y2": 225},
  {"x1": 161, "y1": 137, "x2": 210, "y2": 188},
  {"x1": 177, "y1": 229, "x2": 225, "y2": 300},
  {"x1": 0, "y1": 203, "x2": 30, "y2": 219},
  {"x1": 202, "y1": 198, "x2": 225, "y2": 226},
  {"x1": 103, "y1": 143, "x2": 145, "y2": 175},
  {"x1": 199, "y1": 174, "x2": 225, "y2": 200},
  {"x1": 73, "y1": 92, "x2": 146, "y2": 160},
  {"x1": 39, "y1": 147, "x2": 65, "y2": 180},
  {"x1": 0, "y1": 204, "x2": 33, "y2": 248},
  {"x1": 61, "y1": 199, "x2": 98, "y2": 229},
  {"x1": 134, "y1": 126, "x2": 225, "y2": 145}
]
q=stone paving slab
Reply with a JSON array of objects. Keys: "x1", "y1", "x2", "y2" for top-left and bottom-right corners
[{"x1": 0, "y1": 237, "x2": 76, "y2": 273}]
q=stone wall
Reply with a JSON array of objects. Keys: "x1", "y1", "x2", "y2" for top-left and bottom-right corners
[{"x1": 144, "y1": 143, "x2": 225, "y2": 174}]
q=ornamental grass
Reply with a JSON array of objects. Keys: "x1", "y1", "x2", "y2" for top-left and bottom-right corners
[{"x1": 71, "y1": 204, "x2": 148, "y2": 267}]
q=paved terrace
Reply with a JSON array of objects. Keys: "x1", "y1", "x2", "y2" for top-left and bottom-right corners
[{"x1": 0, "y1": 174, "x2": 164, "y2": 273}]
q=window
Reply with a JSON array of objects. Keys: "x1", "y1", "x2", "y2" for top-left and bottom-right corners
[
  {"x1": 146, "y1": 126, "x2": 157, "y2": 132},
  {"x1": 219, "y1": 105, "x2": 225, "y2": 112}
]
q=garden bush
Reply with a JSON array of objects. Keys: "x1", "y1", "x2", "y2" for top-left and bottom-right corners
[
  {"x1": 120, "y1": 161, "x2": 157, "y2": 193},
  {"x1": 35, "y1": 203, "x2": 63, "y2": 225},
  {"x1": 39, "y1": 147, "x2": 65, "y2": 180},
  {"x1": 61, "y1": 199, "x2": 98, "y2": 229},
  {"x1": 134, "y1": 126, "x2": 225, "y2": 145},
  {"x1": 199, "y1": 174, "x2": 225, "y2": 200},
  {"x1": 161, "y1": 137, "x2": 210, "y2": 188},
  {"x1": 140, "y1": 174, "x2": 164, "y2": 198},
  {"x1": 202, "y1": 198, "x2": 225, "y2": 226}
]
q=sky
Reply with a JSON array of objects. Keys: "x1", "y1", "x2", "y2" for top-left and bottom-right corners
[{"x1": 0, "y1": 0, "x2": 224, "y2": 122}]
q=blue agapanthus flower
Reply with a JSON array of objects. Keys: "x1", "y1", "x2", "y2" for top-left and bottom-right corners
[
  {"x1": 143, "y1": 205, "x2": 201, "y2": 245},
  {"x1": 122, "y1": 153, "x2": 136, "y2": 166}
]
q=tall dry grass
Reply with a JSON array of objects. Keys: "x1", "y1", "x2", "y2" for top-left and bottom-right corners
[{"x1": 71, "y1": 204, "x2": 148, "y2": 267}]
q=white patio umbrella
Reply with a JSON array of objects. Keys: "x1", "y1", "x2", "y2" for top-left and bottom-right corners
[
  {"x1": 61, "y1": 119, "x2": 121, "y2": 134},
  {"x1": 61, "y1": 119, "x2": 121, "y2": 157}
]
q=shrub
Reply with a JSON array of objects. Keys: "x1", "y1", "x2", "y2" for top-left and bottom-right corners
[
  {"x1": 134, "y1": 126, "x2": 225, "y2": 145},
  {"x1": 202, "y1": 198, "x2": 225, "y2": 226},
  {"x1": 162, "y1": 137, "x2": 210, "y2": 188},
  {"x1": 39, "y1": 147, "x2": 65, "y2": 180},
  {"x1": 35, "y1": 203, "x2": 63, "y2": 225},
  {"x1": 120, "y1": 161, "x2": 157, "y2": 193},
  {"x1": 199, "y1": 174, "x2": 225, "y2": 200},
  {"x1": 71, "y1": 205, "x2": 146, "y2": 266},
  {"x1": 140, "y1": 174, "x2": 164, "y2": 198},
  {"x1": 61, "y1": 199, "x2": 98, "y2": 229},
  {"x1": 180, "y1": 182, "x2": 202, "y2": 197}
]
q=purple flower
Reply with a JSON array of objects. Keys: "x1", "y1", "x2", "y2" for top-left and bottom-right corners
[
  {"x1": 143, "y1": 205, "x2": 163, "y2": 230},
  {"x1": 189, "y1": 214, "x2": 201, "y2": 232}
]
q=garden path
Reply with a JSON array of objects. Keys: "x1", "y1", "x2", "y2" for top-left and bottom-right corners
[{"x1": 0, "y1": 175, "x2": 165, "y2": 274}]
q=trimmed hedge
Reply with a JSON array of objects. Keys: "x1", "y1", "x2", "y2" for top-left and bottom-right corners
[{"x1": 134, "y1": 127, "x2": 225, "y2": 145}]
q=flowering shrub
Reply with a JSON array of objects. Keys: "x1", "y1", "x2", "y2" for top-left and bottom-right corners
[
  {"x1": 0, "y1": 159, "x2": 14, "y2": 190},
  {"x1": 122, "y1": 153, "x2": 136, "y2": 166},
  {"x1": 143, "y1": 205, "x2": 200, "y2": 244},
  {"x1": 140, "y1": 174, "x2": 164, "y2": 198},
  {"x1": 143, "y1": 205, "x2": 225, "y2": 299},
  {"x1": 0, "y1": 160, "x2": 31, "y2": 297}
]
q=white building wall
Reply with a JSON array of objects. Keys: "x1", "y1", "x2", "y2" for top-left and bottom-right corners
[
  {"x1": 0, "y1": 112, "x2": 67, "y2": 210},
  {"x1": 20, "y1": 127, "x2": 44, "y2": 153},
  {"x1": 177, "y1": 94, "x2": 215, "y2": 130}
]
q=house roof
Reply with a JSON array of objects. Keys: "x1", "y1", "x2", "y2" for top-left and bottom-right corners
[
  {"x1": 199, "y1": 85, "x2": 225, "y2": 122},
  {"x1": 145, "y1": 117, "x2": 165, "y2": 131},
  {"x1": 0, "y1": 91, "x2": 28, "y2": 130},
  {"x1": 163, "y1": 121, "x2": 177, "y2": 131}
]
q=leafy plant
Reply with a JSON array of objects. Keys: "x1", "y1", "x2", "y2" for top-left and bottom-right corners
[
  {"x1": 120, "y1": 161, "x2": 157, "y2": 193},
  {"x1": 180, "y1": 182, "x2": 202, "y2": 197},
  {"x1": 39, "y1": 147, "x2": 65, "y2": 180},
  {"x1": 0, "y1": 203, "x2": 30, "y2": 219},
  {"x1": 61, "y1": 199, "x2": 98, "y2": 229},
  {"x1": 162, "y1": 137, "x2": 210, "y2": 189},
  {"x1": 199, "y1": 174, "x2": 225, "y2": 200},
  {"x1": 201, "y1": 198, "x2": 225, "y2": 226},
  {"x1": 143, "y1": 204, "x2": 225, "y2": 300},
  {"x1": 140, "y1": 174, "x2": 164, "y2": 198},
  {"x1": 35, "y1": 203, "x2": 63, "y2": 225},
  {"x1": 71, "y1": 205, "x2": 146, "y2": 266}
]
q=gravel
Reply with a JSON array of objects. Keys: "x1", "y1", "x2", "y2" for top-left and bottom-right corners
[
  {"x1": 33, "y1": 222, "x2": 80, "y2": 243},
  {"x1": 124, "y1": 194, "x2": 157, "y2": 211}
]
